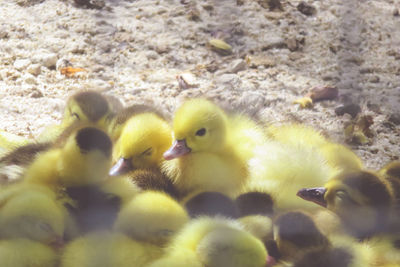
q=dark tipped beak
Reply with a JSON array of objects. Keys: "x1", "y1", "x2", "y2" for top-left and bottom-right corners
[
  {"x1": 163, "y1": 139, "x2": 191, "y2": 160},
  {"x1": 49, "y1": 235, "x2": 64, "y2": 250},
  {"x1": 109, "y1": 157, "x2": 133, "y2": 176},
  {"x1": 297, "y1": 187, "x2": 327, "y2": 208}
]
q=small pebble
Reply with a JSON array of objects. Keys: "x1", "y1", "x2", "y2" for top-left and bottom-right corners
[
  {"x1": 24, "y1": 74, "x2": 37, "y2": 85},
  {"x1": 297, "y1": 2, "x2": 316, "y2": 16},
  {"x1": 13, "y1": 59, "x2": 31, "y2": 71},
  {"x1": 229, "y1": 59, "x2": 247, "y2": 73},
  {"x1": 27, "y1": 64, "x2": 41, "y2": 76}
]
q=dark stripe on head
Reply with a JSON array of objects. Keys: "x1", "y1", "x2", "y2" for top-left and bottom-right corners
[
  {"x1": 341, "y1": 171, "x2": 392, "y2": 208},
  {"x1": 235, "y1": 191, "x2": 274, "y2": 217},
  {"x1": 275, "y1": 212, "x2": 328, "y2": 249},
  {"x1": 75, "y1": 127, "x2": 112, "y2": 157},
  {"x1": 71, "y1": 91, "x2": 109, "y2": 122},
  {"x1": 113, "y1": 104, "x2": 166, "y2": 126},
  {"x1": 294, "y1": 248, "x2": 353, "y2": 267},
  {"x1": 130, "y1": 169, "x2": 179, "y2": 199},
  {"x1": 185, "y1": 192, "x2": 239, "y2": 218}
]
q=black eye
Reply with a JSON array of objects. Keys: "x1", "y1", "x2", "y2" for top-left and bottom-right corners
[
  {"x1": 195, "y1": 128, "x2": 206, "y2": 136},
  {"x1": 141, "y1": 148, "x2": 153, "y2": 156},
  {"x1": 72, "y1": 112, "x2": 80, "y2": 120}
]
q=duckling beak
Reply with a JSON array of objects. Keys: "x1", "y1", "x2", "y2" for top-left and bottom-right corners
[
  {"x1": 109, "y1": 157, "x2": 133, "y2": 176},
  {"x1": 163, "y1": 139, "x2": 191, "y2": 160},
  {"x1": 297, "y1": 187, "x2": 327, "y2": 208}
]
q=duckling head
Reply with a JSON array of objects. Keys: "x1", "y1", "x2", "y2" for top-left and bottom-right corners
[
  {"x1": 109, "y1": 113, "x2": 172, "y2": 176},
  {"x1": 297, "y1": 171, "x2": 393, "y2": 239},
  {"x1": 164, "y1": 99, "x2": 228, "y2": 160},
  {"x1": 114, "y1": 191, "x2": 189, "y2": 245},
  {"x1": 59, "y1": 126, "x2": 112, "y2": 187},
  {"x1": 0, "y1": 187, "x2": 65, "y2": 247},
  {"x1": 63, "y1": 90, "x2": 110, "y2": 128}
]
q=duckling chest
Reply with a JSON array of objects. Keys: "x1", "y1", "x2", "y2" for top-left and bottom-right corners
[{"x1": 173, "y1": 153, "x2": 248, "y2": 196}]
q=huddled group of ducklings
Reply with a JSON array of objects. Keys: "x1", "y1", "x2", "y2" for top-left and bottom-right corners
[{"x1": 0, "y1": 90, "x2": 399, "y2": 267}]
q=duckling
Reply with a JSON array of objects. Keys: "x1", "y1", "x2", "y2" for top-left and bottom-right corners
[
  {"x1": 23, "y1": 126, "x2": 138, "y2": 233},
  {"x1": 0, "y1": 183, "x2": 70, "y2": 267},
  {"x1": 162, "y1": 98, "x2": 265, "y2": 197},
  {"x1": 0, "y1": 184, "x2": 66, "y2": 243},
  {"x1": 297, "y1": 170, "x2": 394, "y2": 239},
  {"x1": 113, "y1": 190, "x2": 189, "y2": 246},
  {"x1": 110, "y1": 112, "x2": 172, "y2": 175},
  {"x1": 24, "y1": 126, "x2": 112, "y2": 189},
  {"x1": 148, "y1": 217, "x2": 268, "y2": 267},
  {"x1": 61, "y1": 191, "x2": 187, "y2": 267},
  {"x1": 37, "y1": 90, "x2": 113, "y2": 143}
]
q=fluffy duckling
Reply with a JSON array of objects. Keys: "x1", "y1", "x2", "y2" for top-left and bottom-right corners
[
  {"x1": 297, "y1": 170, "x2": 394, "y2": 239},
  {"x1": 0, "y1": 184, "x2": 66, "y2": 243},
  {"x1": 162, "y1": 98, "x2": 265, "y2": 197},
  {"x1": 110, "y1": 112, "x2": 172, "y2": 175},
  {"x1": 61, "y1": 191, "x2": 188, "y2": 267},
  {"x1": 148, "y1": 217, "x2": 268, "y2": 267},
  {"x1": 114, "y1": 190, "x2": 189, "y2": 246},
  {"x1": 22, "y1": 126, "x2": 139, "y2": 233},
  {"x1": 0, "y1": 183, "x2": 71, "y2": 267},
  {"x1": 24, "y1": 126, "x2": 112, "y2": 189},
  {"x1": 37, "y1": 90, "x2": 113, "y2": 143}
]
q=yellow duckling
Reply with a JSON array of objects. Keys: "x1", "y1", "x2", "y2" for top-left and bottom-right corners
[
  {"x1": 110, "y1": 112, "x2": 172, "y2": 175},
  {"x1": 147, "y1": 217, "x2": 268, "y2": 267},
  {"x1": 0, "y1": 184, "x2": 70, "y2": 267},
  {"x1": 162, "y1": 98, "x2": 265, "y2": 197},
  {"x1": 24, "y1": 126, "x2": 112, "y2": 189}
]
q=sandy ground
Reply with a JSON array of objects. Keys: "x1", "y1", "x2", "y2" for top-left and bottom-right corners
[{"x1": 0, "y1": 0, "x2": 399, "y2": 169}]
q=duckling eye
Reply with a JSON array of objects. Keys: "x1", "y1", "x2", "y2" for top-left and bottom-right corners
[
  {"x1": 71, "y1": 112, "x2": 80, "y2": 120},
  {"x1": 195, "y1": 128, "x2": 206, "y2": 136},
  {"x1": 335, "y1": 190, "x2": 348, "y2": 199},
  {"x1": 141, "y1": 148, "x2": 153, "y2": 156}
]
